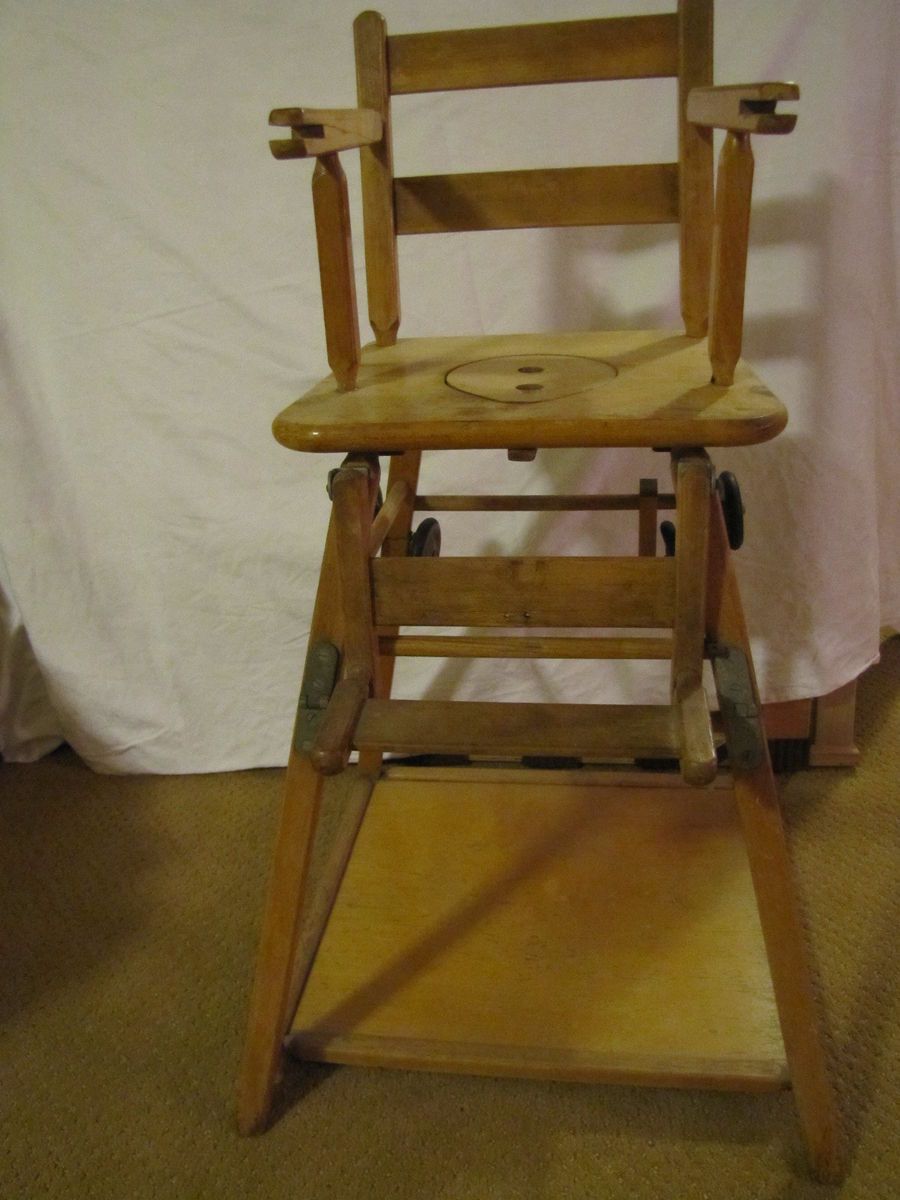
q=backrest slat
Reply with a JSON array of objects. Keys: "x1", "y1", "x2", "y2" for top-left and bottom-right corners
[
  {"x1": 387, "y1": 13, "x2": 680, "y2": 94},
  {"x1": 395, "y1": 164, "x2": 680, "y2": 235}
]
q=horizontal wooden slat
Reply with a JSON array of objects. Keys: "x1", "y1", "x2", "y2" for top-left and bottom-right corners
[
  {"x1": 371, "y1": 556, "x2": 675, "y2": 629},
  {"x1": 354, "y1": 699, "x2": 679, "y2": 759},
  {"x1": 395, "y1": 164, "x2": 680, "y2": 234},
  {"x1": 387, "y1": 14, "x2": 680, "y2": 94},
  {"x1": 416, "y1": 493, "x2": 676, "y2": 512},
  {"x1": 379, "y1": 634, "x2": 674, "y2": 659}
]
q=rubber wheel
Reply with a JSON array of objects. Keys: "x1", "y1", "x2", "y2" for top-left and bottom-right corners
[
  {"x1": 409, "y1": 517, "x2": 442, "y2": 558},
  {"x1": 716, "y1": 471, "x2": 745, "y2": 550}
]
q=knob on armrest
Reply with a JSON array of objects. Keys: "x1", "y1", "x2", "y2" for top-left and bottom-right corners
[{"x1": 269, "y1": 106, "x2": 383, "y2": 159}]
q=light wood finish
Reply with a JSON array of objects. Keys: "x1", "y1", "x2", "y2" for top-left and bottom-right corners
[
  {"x1": 762, "y1": 698, "x2": 813, "y2": 740},
  {"x1": 446, "y1": 353, "x2": 617, "y2": 403},
  {"x1": 387, "y1": 13, "x2": 680, "y2": 94},
  {"x1": 708, "y1": 132, "x2": 754, "y2": 386},
  {"x1": 416, "y1": 492, "x2": 676, "y2": 513},
  {"x1": 310, "y1": 677, "x2": 368, "y2": 775},
  {"x1": 354, "y1": 11, "x2": 400, "y2": 346},
  {"x1": 687, "y1": 83, "x2": 799, "y2": 134},
  {"x1": 677, "y1": 0, "x2": 714, "y2": 336},
  {"x1": 268, "y1": 107, "x2": 383, "y2": 159},
  {"x1": 394, "y1": 164, "x2": 679, "y2": 235},
  {"x1": 331, "y1": 458, "x2": 380, "y2": 686},
  {"x1": 672, "y1": 452, "x2": 716, "y2": 785},
  {"x1": 638, "y1": 477, "x2": 659, "y2": 556},
  {"x1": 809, "y1": 679, "x2": 860, "y2": 767},
  {"x1": 311, "y1": 155, "x2": 360, "y2": 391},
  {"x1": 368, "y1": 479, "x2": 411, "y2": 554},
  {"x1": 354, "y1": 699, "x2": 679, "y2": 760},
  {"x1": 706, "y1": 501, "x2": 842, "y2": 1181},
  {"x1": 272, "y1": 331, "x2": 787, "y2": 453},
  {"x1": 371, "y1": 556, "x2": 675, "y2": 630},
  {"x1": 374, "y1": 450, "x2": 422, "y2": 700},
  {"x1": 289, "y1": 773, "x2": 785, "y2": 1089},
  {"x1": 378, "y1": 634, "x2": 674, "y2": 660},
  {"x1": 237, "y1": 506, "x2": 346, "y2": 1134}
]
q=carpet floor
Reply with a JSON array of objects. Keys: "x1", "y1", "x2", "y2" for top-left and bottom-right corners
[{"x1": 2, "y1": 639, "x2": 898, "y2": 1199}]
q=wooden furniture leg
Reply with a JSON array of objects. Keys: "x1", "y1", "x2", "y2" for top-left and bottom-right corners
[
  {"x1": 707, "y1": 499, "x2": 842, "y2": 1181},
  {"x1": 236, "y1": 457, "x2": 381, "y2": 1133}
]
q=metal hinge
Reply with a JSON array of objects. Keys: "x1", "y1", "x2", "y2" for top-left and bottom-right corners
[
  {"x1": 708, "y1": 641, "x2": 765, "y2": 771},
  {"x1": 292, "y1": 640, "x2": 340, "y2": 755}
]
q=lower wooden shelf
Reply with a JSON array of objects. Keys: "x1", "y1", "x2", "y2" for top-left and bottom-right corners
[{"x1": 288, "y1": 767, "x2": 788, "y2": 1093}]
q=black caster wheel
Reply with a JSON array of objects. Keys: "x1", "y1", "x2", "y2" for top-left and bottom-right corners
[
  {"x1": 660, "y1": 520, "x2": 677, "y2": 558},
  {"x1": 716, "y1": 471, "x2": 745, "y2": 550},
  {"x1": 409, "y1": 517, "x2": 442, "y2": 558}
]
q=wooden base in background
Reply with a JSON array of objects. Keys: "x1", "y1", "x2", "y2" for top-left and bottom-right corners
[{"x1": 288, "y1": 766, "x2": 788, "y2": 1092}]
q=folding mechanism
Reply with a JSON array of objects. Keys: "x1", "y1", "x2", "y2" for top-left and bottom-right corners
[{"x1": 236, "y1": 3, "x2": 842, "y2": 1182}]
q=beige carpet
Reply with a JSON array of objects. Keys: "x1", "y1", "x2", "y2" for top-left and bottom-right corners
[{"x1": 2, "y1": 639, "x2": 898, "y2": 1199}]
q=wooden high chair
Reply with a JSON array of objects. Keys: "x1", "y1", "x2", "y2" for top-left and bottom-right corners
[{"x1": 238, "y1": 4, "x2": 841, "y2": 1179}]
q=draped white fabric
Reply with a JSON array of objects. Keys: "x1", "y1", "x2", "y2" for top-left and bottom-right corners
[{"x1": 1, "y1": 0, "x2": 897, "y2": 772}]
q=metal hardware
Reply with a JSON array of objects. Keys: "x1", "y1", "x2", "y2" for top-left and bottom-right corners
[
  {"x1": 293, "y1": 640, "x2": 340, "y2": 755},
  {"x1": 709, "y1": 641, "x2": 765, "y2": 770}
]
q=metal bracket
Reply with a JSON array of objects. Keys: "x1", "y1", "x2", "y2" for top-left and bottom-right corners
[
  {"x1": 709, "y1": 641, "x2": 765, "y2": 771},
  {"x1": 293, "y1": 640, "x2": 340, "y2": 755}
]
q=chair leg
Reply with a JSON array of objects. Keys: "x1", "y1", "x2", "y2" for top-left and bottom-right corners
[
  {"x1": 236, "y1": 752, "x2": 327, "y2": 1134},
  {"x1": 377, "y1": 450, "x2": 421, "y2": 698},
  {"x1": 237, "y1": 461, "x2": 381, "y2": 1133},
  {"x1": 707, "y1": 501, "x2": 843, "y2": 1182}
]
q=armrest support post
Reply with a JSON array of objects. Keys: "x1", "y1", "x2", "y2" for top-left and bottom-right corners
[
  {"x1": 708, "y1": 131, "x2": 754, "y2": 386},
  {"x1": 312, "y1": 153, "x2": 361, "y2": 391}
]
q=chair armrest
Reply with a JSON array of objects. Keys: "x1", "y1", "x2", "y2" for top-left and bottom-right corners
[
  {"x1": 687, "y1": 83, "x2": 799, "y2": 134},
  {"x1": 269, "y1": 107, "x2": 383, "y2": 159}
]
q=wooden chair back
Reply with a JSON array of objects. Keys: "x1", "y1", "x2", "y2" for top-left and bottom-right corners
[{"x1": 353, "y1": 1, "x2": 714, "y2": 347}]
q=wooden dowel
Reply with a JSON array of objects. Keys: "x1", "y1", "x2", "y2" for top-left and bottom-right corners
[
  {"x1": 310, "y1": 677, "x2": 369, "y2": 775},
  {"x1": 368, "y1": 480, "x2": 411, "y2": 555},
  {"x1": 671, "y1": 451, "x2": 716, "y2": 785},
  {"x1": 331, "y1": 459, "x2": 379, "y2": 684},
  {"x1": 312, "y1": 154, "x2": 361, "y2": 391},
  {"x1": 378, "y1": 634, "x2": 674, "y2": 660},
  {"x1": 415, "y1": 493, "x2": 676, "y2": 513},
  {"x1": 708, "y1": 131, "x2": 754, "y2": 386},
  {"x1": 638, "y1": 478, "x2": 659, "y2": 556},
  {"x1": 671, "y1": 451, "x2": 712, "y2": 693}
]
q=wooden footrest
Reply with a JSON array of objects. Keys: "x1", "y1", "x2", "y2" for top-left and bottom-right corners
[
  {"x1": 354, "y1": 699, "x2": 678, "y2": 760},
  {"x1": 288, "y1": 768, "x2": 787, "y2": 1091}
]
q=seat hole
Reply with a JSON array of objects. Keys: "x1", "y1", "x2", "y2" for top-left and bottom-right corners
[
  {"x1": 518, "y1": 366, "x2": 544, "y2": 374},
  {"x1": 516, "y1": 384, "x2": 544, "y2": 392}
]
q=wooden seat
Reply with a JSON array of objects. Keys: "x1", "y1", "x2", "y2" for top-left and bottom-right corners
[
  {"x1": 237, "y1": 3, "x2": 842, "y2": 1181},
  {"x1": 273, "y1": 331, "x2": 786, "y2": 453}
]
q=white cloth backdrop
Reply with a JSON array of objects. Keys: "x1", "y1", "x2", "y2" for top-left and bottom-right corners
[{"x1": 1, "y1": 0, "x2": 897, "y2": 772}]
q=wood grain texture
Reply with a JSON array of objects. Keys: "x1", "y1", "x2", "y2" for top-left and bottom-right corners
[
  {"x1": 706, "y1": 500, "x2": 843, "y2": 1181},
  {"x1": 268, "y1": 107, "x2": 382, "y2": 158},
  {"x1": 289, "y1": 773, "x2": 785, "y2": 1087},
  {"x1": 416, "y1": 493, "x2": 676, "y2": 513},
  {"x1": 687, "y1": 82, "x2": 799, "y2": 134},
  {"x1": 311, "y1": 155, "x2": 360, "y2": 391},
  {"x1": 394, "y1": 164, "x2": 679, "y2": 234},
  {"x1": 272, "y1": 330, "x2": 787, "y2": 453},
  {"x1": 354, "y1": 699, "x2": 679, "y2": 759},
  {"x1": 354, "y1": 10, "x2": 400, "y2": 345},
  {"x1": 708, "y1": 132, "x2": 754, "y2": 385},
  {"x1": 672, "y1": 452, "x2": 716, "y2": 785},
  {"x1": 378, "y1": 634, "x2": 674, "y2": 660},
  {"x1": 386, "y1": 13, "x2": 679, "y2": 94},
  {"x1": 677, "y1": 0, "x2": 714, "y2": 336},
  {"x1": 371, "y1": 555, "x2": 675, "y2": 629}
]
